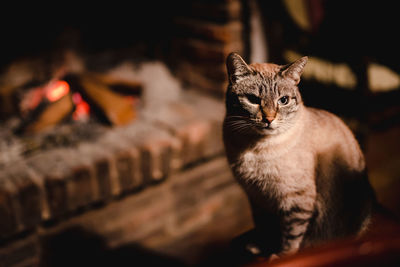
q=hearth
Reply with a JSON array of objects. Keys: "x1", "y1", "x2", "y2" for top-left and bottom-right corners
[
  {"x1": 0, "y1": 1, "x2": 252, "y2": 266},
  {"x1": 8, "y1": 58, "x2": 142, "y2": 135}
]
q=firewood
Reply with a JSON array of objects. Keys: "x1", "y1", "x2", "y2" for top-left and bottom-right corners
[
  {"x1": 77, "y1": 74, "x2": 136, "y2": 126},
  {"x1": 24, "y1": 94, "x2": 73, "y2": 134},
  {"x1": 0, "y1": 58, "x2": 53, "y2": 119},
  {"x1": 0, "y1": 84, "x2": 18, "y2": 119},
  {"x1": 88, "y1": 72, "x2": 143, "y2": 96}
]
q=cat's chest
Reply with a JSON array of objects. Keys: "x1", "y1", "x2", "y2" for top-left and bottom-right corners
[
  {"x1": 235, "y1": 150, "x2": 285, "y2": 180},
  {"x1": 233, "y1": 147, "x2": 313, "y2": 187}
]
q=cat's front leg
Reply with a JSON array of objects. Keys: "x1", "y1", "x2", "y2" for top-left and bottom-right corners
[{"x1": 279, "y1": 204, "x2": 314, "y2": 255}]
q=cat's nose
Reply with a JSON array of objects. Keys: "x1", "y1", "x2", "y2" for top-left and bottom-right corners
[
  {"x1": 263, "y1": 116, "x2": 275, "y2": 123},
  {"x1": 262, "y1": 109, "x2": 276, "y2": 123},
  {"x1": 266, "y1": 116, "x2": 275, "y2": 123},
  {"x1": 262, "y1": 117, "x2": 275, "y2": 127}
]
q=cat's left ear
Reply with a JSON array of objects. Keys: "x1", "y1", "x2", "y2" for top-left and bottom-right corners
[
  {"x1": 280, "y1": 56, "x2": 308, "y2": 85},
  {"x1": 226, "y1": 52, "x2": 252, "y2": 83}
]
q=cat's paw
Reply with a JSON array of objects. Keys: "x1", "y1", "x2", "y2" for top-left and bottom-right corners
[
  {"x1": 245, "y1": 243, "x2": 262, "y2": 256},
  {"x1": 268, "y1": 253, "x2": 280, "y2": 262}
]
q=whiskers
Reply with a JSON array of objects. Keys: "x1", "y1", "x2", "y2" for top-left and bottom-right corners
[
  {"x1": 225, "y1": 114, "x2": 290, "y2": 137},
  {"x1": 224, "y1": 115, "x2": 256, "y2": 135}
]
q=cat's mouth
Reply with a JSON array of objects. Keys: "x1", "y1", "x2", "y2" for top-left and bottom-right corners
[
  {"x1": 254, "y1": 120, "x2": 274, "y2": 129},
  {"x1": 254, "y1": 122, "x2": 277, "y2": 134},
  {"x1": 224, "y1": 116, "x2": 279, "y2": 136}
]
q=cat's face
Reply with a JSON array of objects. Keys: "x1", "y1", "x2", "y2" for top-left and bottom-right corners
[{"x1": 225, "y1": 53, "x2": 308, "y2": 136}]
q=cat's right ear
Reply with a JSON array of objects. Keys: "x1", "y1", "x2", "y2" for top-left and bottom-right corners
[
  {"x1": 279, "y1": 56, "x2": 308, "y2": 85},
  {"x1": 226, "y1": 52, "x2": 252, "y2": 83}
]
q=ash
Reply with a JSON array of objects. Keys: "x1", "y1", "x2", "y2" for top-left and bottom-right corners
[
  {"x1": 0, "y1": 60, "x2": 183, "y2": 168},
  {"x1": 0, "y1": 119, "x2": 107, "y2": 168}
]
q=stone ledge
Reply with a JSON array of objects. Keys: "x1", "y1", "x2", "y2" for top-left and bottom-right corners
[
  {"x1": 0, "y1": 157, "x2": 252, "y2": 267},
  {"x1": 0, "y1": 89, "x2": 225, "y2": 241}
]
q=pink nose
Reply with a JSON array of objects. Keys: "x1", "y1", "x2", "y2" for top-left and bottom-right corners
[{"x1": 265, "y1": 116, "x2": 275, "y2": 123}]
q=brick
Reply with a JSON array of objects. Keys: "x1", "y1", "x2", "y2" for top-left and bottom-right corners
[
  {"x1": 6, "y1": 162, "x2": 43, "y2": 231},
  {"x1": 144, "y1": 102, "x2": 195, "y2": 129},
  {"x1": 176, "y1": 120, "x2": 212, "y2": 166},
  {"x1": 26, "y1": 150, "x2": 69, "y2": 219},
  {"x1": 82, "y1": 142, "x2": 121, "y2": 197},
  {"x1": 115, "y1": 149, "x2": 141, "y2": 191},
  {"x1": 182, "y1": 90, "x2": 225, "y2": 157},
  {"x1": 174, "y1": 18, "x2": 242, "y2": 43},
  {"x1": 175, "y1": 38, "x2": 243, "y2": 64},
  {"x1": 177, "y1": 66, "x2": 228, "y2": 97},
  {"x1": 105, "y1": 185, "x2": 172, "y2": 247},
  {"x1": 94, "y1": 158, "x2": 112, "y2": 199},
  {"x1": 77, "y1": 143, "x2": 114, "y2": 201},
  {"x1": 157, "y1": 183, "x2": 252, "y2": 265},
  {"x1": 26, "y1": 148, "x2": 97, "y2": 218},
  {"x1": 172, "y1": 157, "x2": 230, "y2": 211},
  {"x1": 53, "y1": 149, "x2": 97, "y2": 212},
  {"x1": 40, "y1": 157, "x2": 243, "y2": 253},
  {"x1": 167, "y1": 137, "x2": 183, "y2": 172},
  {"x1": 168, "y1": 157, "x2": 245, "y2": 240},
  {"x1": 183, "y1": 0, "x2": 242, "y2": 23},
  {"x1": 0, "y1": 172, "x2": 20, "y2": 238},
  {"x1": 144, "y1": 102, "x2": 208, "y2": 166},
  {"x1": 140, "y1": 140, "x2": 172, "y2": 183},
  {"x1": 0, "y1": 234, "x2": 39, "y2": 267},
  {"x1": 147, "y1": 93, "x2": 225, "y2": 166},
  {"x1": 4, "y1": 157, "x2": 250, "y2": 266},
  {"x1": 178, "y1": 61, "x2": 227, "y2": 82},
  {"x1": 66, "y1": 164, "x2": 94, "y2": 211},
  {"x1": 120, "y1": 122, "x2": 182, "y2": 182},
  {"x1": 97, "y1": 130, "x2": 143, "y2": 194},
  {"x1": 53, "y1": 176, "x2": 174, "y2": 250},
  {"x1": 182, "y1": 90, "x2": 226, "y2": 122},
  {"x1": 205, "y1": 119, "x2": 224, "y2": 157}
]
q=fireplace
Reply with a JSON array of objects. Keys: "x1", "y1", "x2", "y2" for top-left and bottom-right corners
[
  {"x1": 0, "y1": 1, "x2": 254, "y2": 266},
  {"x1": 0, "y1": 1, "x2": 245, "y2": 140},
  {"x1": 2, "y1": 1, "x2": 400, "y2": 266}
]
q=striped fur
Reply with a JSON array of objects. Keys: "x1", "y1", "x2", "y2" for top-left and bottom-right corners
[{"x1": 223, "y1": 53, "x2": 375, "y2": 257}]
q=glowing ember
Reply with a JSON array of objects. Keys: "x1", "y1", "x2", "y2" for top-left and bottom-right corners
[
  {"x1": 46, "y1": 80, "x2": 70, "y2": 102},
  {"x1": 20, "y1": 87, "x2": 45, "y2": 114},
  {"x1": 72, "y1": 92, "x2": 90, "y2": 121}
]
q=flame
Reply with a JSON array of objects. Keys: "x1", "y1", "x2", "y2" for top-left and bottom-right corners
[
  {"x1": 72, "y1": 92, "x2": 90, "y2": 121},
  {"x1": 46, "y1": 80, "x2": 70, "y2": 102}
]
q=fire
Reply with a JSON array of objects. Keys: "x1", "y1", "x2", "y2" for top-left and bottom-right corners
[
  {"x1": 72, "y1": 92, "x2": 90, "y2": 121},
  {"x1": 46, "y1": 80, "x2": 70, "y2": 102},
  {"x1": 44, "y1": 81, "x2": 90, "y2": 121}
]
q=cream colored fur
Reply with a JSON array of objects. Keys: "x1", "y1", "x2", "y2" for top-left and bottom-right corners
[{"x1": 223, "y1": 53, "x2": 374, "y2": 257}]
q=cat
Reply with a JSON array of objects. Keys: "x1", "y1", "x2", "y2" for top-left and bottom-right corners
[{"x1": 223, "y1": 53, "x2": 375, "y2": 258}]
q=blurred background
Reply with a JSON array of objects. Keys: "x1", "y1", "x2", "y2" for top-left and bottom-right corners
[{"x1": 0, "y1": 1, "x2": 399, "y2": 266}]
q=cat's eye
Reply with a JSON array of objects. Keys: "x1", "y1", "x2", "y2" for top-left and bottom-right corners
[
  {"x1": 278, "y1": 96, "x2": 289, "y2": 105},
  {"x1": 245, "y1": 94, "x2": 261, "y2": 105}
]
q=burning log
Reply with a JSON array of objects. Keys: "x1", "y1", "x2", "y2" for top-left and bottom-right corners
[
  {"x1": 15, "y1": 81, "x2": 74, "y2": 134},
  {"x1": 23, "y1": 94, "x2": 73, "y2": 134},
  {"x1": 64, "y1": 73, "x2": 139, "y2": 126},
  {"x1": 19, "y1": 80, "x2": 70, "y2": 116},
  {"x1": 6, "y1": 66, "x2": 142, "y2": 134},
  {"x1": 0, "y1": 59, "x2": 50, "y2": 119},
  {"x1": 78, "y1": 73, "x2": 137, "y2": 126},
  {"x1": 90, "y1": 72, "x2": 143, "y2": 96}
]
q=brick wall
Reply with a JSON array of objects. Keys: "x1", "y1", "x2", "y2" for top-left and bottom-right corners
[
  {"x1": 0, "y1": 90, "x2": 253, "y2": 266},
  {"x1": 0, "y1": 2, "x2": 251, "y2": 265},
  {"x1": 173, "y1": 0, "x2": 244, "y2": 97},
  {"x1": 0, "y1": 158, "x2": 252, "y2": 266}
]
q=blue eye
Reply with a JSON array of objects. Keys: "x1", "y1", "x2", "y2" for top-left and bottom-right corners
[
  {"x1": 278, "y1": 96, "x2": 289, "y2": 105},
  {"x1": 245, "y1": 94, "x2": 261, "y2": 105}
]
